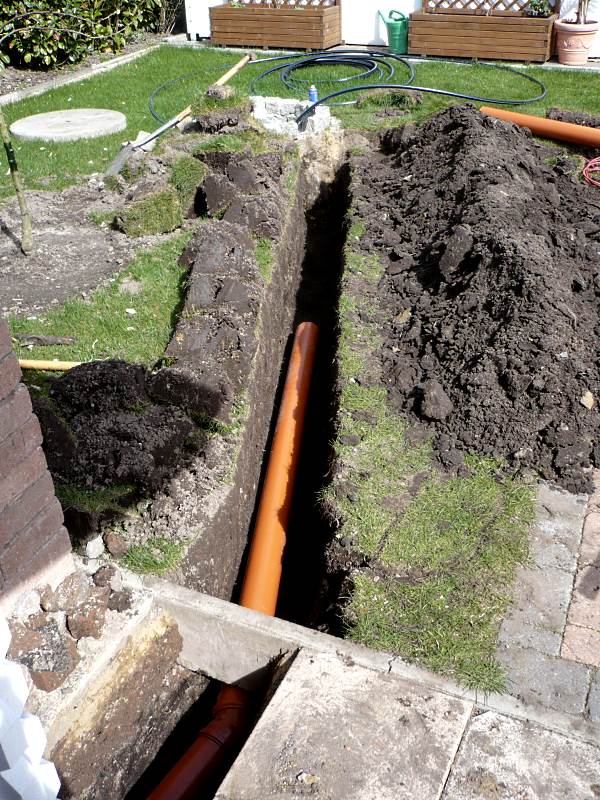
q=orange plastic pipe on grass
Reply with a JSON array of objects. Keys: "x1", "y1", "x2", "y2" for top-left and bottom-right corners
[
  {"x1": 480, "y1": 107, "x2": 600, "y2": 149},
  {"x1": 147, "y1": 321, "x2": 319, "y2": 800}
]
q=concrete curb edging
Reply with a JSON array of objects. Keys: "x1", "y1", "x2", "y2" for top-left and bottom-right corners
[
  {"x1": 145, "y1": 578, "x2": 600, "y2": 748},
  {"x1": 0, "y1": 44, "x2": 160, "y2": 107}
]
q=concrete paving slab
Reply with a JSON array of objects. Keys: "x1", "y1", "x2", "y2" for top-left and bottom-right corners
[
  {"x1": 442, "y1": 710, "x2": 600, "y2": 800},
  {"x1": 10, "y1": 109, "x2": 126, "y2": 142},
  {"x1": 530, "y1": 483, "x2": 586, "y2": 572},
  {"x1": 502, "y1": 564, "x2": 573, "y2": 633},
  {"x1": 580, "y1": 510, "x2": 600, "y2": 566},
  {"x1": 562, "y1": 623, "x2": 600, "y2": 667},
  {"x1": 569, "y1": 565, "x2": 600, "y2": 631},
  {"x1": 497, "y1": 614, "x2": 562, "y2": 656},
  {"x1": 497, "y1": 645, "x2": 590, "y2": 715},
  {"x1": 588, "y1": 671, "x2": 600, "y2": 722},
  {"x1": 215, "y1": 650, "x2": 472, "y2": 800}
]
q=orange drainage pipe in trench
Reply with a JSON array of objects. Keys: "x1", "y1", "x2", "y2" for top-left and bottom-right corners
[
  {"x1": 480, "y1": 107, "x2": 600, "y2": 149},
  {"x1": 147, "y1": 321, "x2": 319, "y2": 800}
]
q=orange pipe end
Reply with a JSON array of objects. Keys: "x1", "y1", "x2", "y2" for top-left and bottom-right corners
[
  {"x1": 147, "y1": 685, "x2": 250, "y2": 800},
  {"x1": 480, "y1": 107, "x2": 600, "y2": 149},
  {"x1": 239, "y1": 320, "x2": 318, "y2": 616}
]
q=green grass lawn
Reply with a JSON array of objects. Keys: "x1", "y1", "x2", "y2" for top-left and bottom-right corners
[
  {"x1": 10, "y1": 229, "x2": 193, "y2": 365},
  {"x1": 2, "y1": 45, "x2": 600, "y2": 196},
  {"x1": 324, "y1": 208, "x2": 535, "y2": 692}
]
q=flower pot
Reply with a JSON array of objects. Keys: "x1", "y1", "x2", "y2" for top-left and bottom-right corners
[{"x1": 554, "y1": 18, "x2": 600, "y2": 65}]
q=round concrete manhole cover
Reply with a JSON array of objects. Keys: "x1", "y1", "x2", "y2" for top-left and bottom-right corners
[{"x1": 10, "y1": 108, "x2": 127, "y2": 142}]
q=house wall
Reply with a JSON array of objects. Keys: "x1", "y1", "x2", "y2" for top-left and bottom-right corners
[{"x1": 0, "y1": 320, "x2": 73, "y2": 615}]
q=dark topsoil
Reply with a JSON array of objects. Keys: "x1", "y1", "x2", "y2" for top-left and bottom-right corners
[
  {"x1": 352, "y1": 104, "x2": 600, "y2": 493},
  {"x1": 35, "y1": 360, "x2": 204, "y2": 494}
]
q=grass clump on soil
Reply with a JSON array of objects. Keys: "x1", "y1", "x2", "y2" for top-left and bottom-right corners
[
  {"x1": 192, "y1": 129, "x2": 267, "y2": 155},
  {"x1": 122, "y1": 537, "x2": 186, "y2": 575},
  {"x1": 116, "y1": 187, "x2": 183, "y2": 237},
  {"x1": 170, "y1": 156, "x2": 206, "y2": 211},
  {"x1": 325, "y1": 210, "x2": 534, "y2": 692},
  {"x1": 190, "y1": 88, "x2": 251, "y2": 116},
  {"x1": 56, "y1": 483, "x2": 133, "y2": 514},
  {"x1": 190, "y1": 410, "x2": 233, "y2": 437},
  {"x1": 255, "y1": 237, "x2": 274, "y2": 283},
  {"x1": 10, "y1": 230, "x2": 193, "y2": 366}
]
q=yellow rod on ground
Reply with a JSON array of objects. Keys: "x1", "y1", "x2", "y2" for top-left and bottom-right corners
[{"x1": 19, "y1": 359, "x2": 80, "y2": 371}]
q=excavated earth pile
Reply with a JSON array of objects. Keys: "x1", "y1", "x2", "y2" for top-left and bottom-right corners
[{"x1": 352, "y1": 104, "x2": 600, "y2": 492}]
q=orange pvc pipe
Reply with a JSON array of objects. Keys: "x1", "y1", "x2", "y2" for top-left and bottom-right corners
[
  {"x1": 147, "y1": 321, "x2": 319, "y2": 800},
  {"x1": 480, "y1": 107, "x2": 600, "y2": 149},
  {"x1": 147, "y1": 686, "x2": 249, "y2": 800},
  {"x1": 240, "y1": 320, "x2": 318, "y2": 615}
]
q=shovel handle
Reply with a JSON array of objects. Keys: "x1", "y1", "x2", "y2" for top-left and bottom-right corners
[
  {"x1": 174, "y1": 54, "x2": 252, "y2": 124},
  {"x1": 215, "y1": 53, "x2": 252, "y2": 86}
]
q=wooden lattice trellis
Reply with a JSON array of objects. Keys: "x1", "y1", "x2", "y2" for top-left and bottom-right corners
[{"x1": 423, "y1": 0, "x2": 559, "y2": 15}]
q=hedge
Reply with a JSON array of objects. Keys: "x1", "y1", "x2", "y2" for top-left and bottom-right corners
[{"x1": 0, "y1": 0, "x2": 162, "y2": 69}]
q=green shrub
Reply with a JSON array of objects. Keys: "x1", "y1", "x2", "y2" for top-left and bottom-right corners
[
  {"x1": 0, "y1": 0, "x2": 162, "y2": 69},
  {"x1": 170, "y1": 155, "x2": 205, "y2": 212},
  {"x1": 115, "y1": 187, "x2": 183, "y2": 237}
]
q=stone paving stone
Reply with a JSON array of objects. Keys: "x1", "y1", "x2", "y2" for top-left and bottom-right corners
[
  {"x1": 529, "y1": 483, "x2": 586, "y2": 573},
  {"x1": 586, "y1": 470, "x2": 600, "y2": 513},
  {"x1": 568, "y1": 565, "x2": 600, "y2": 631},
  {"x1": 580, "y1": 510, "x2": 600, "y2": 568},
  {"x1": 562, "y1": 624, "x2": 600, "y2": 667},
  {"x1": 215, "y1": 650, "x2": 472, "y2": 800},
  {"x1": 497, "y1": 645, "x2": 590, "y2": 714},
  {"x1": 497, "y1": 614, "x2": 562, "y2": 657},
  {"x1": 588, "y1": 670, "x2": 600, "y2": 722},
  {"x1": 536, "y1": 482, "x2": 588, "y2": 526},
  {"x1": 504, "y1": 564, "x2": 573, "y2": 634},
  {"x1": 441, "y1": 710, "x2": 600, "y2": 800}
]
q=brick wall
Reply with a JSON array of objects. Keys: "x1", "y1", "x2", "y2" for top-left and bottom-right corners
[{"x1": 0, "y1": 320, "x2": 73, "y2": 615}]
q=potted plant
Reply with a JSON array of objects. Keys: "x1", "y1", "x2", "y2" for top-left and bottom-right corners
[{"x1": 555, "y1": 0, "x2": 599, "y2": 65}]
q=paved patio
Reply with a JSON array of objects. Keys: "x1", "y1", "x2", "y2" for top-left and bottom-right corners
[
  {"x1": 216, "y1": 649, "x2": 600, "y2": 800},
  {"x1": 497, "y1": 475, "x2": 599, "y2": 721}
]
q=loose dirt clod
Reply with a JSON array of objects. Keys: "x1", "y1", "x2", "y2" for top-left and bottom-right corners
[{"x1": 353, "y1": 105, "x2": 600, "y2": 492}]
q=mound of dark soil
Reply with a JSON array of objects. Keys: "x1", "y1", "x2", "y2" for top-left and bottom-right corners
[
  {"x1": 34, "y1": 361, "x2": 205, "y2": 493},
  {"x1": 352, "y1": 104, "x2": 600, "y2": 492}
]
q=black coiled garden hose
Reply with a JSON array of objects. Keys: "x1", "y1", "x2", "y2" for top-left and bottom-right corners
[{"x1": 147, "y1": 49, "x2": 546, "y2": 128}]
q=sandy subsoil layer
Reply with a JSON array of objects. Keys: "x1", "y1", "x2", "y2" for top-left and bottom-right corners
[{"x1": 352, "y1": 104, "x2": 600, "y2": 492}]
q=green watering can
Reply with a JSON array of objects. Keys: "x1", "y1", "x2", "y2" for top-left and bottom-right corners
[{"x1": 378, "y1": 9, "x2": 408, "y2": 55}]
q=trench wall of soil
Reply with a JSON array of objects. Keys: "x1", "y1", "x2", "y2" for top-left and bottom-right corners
[
  {"x1": 33, "y1": 138, "x2": 347, "y2": 610},
  {"x1": 179, "y1": 163, "x2": 318, "y2": 599}
]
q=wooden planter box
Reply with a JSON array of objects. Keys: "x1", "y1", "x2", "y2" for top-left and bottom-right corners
[
  {"x1": 210, "y1": 3, "x2": 342, "y2": 50},
  {"x1": 408, "y1": 11, "x2": 557, "y2": 62}
]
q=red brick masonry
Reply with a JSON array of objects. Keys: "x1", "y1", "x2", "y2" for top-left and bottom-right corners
[{"x1": 0, "y1": 320, "x2": 72, "y2": 609}]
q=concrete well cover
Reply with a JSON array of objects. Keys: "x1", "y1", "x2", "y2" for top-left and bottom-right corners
[{"x1": 10, "y1": 108, "x2": 127, "y2": 142}]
